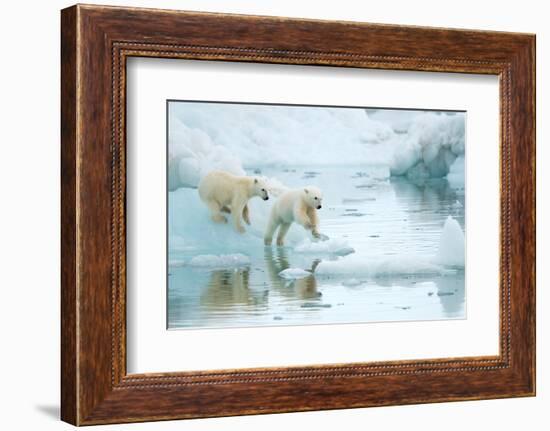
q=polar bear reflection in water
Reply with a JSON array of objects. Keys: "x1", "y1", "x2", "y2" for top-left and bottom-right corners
[
  {"x1": 200, "y1": 248, "x2": 321, "y2": 312},
  {"x1": 196, "y1": 170, "x2": 326, "y2": 314}
]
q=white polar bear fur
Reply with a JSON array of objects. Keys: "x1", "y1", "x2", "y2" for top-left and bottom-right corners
[
  {"x1": 198, "y1": 170, "x2": 269, "y2": 233},
  {"x1": 264, "y1": 186, "x2": 323, "y2": 246}
]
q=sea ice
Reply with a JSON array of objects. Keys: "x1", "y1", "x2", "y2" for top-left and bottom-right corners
[
  {"x1": 278, "y1": 268, "x2": 312, "y2": 280},
  {"x1": 294, "y1": 238, "x2": 355, "y2": 256},
  {"x1": 314, "y1": 216, "x2": 464, "y2": 277},
  {"x1": 315, "y1": 255, "x2": 444, "y2": 277},
  {"x1": 169, "y1": 187, "x2": 309, "y2": 254}
]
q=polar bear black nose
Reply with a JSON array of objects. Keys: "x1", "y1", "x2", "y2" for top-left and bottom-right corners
[
  {"x1": 264, "y1": 196, "x2": 269, "y2": 201},
  {"x1": 317, "y1": 205, "x2": 322, "y2": 209}
]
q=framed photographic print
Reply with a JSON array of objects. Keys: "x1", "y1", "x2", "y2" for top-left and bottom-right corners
[{"x1": 61, "y1": 4, "x2": 536, "y2": 425}]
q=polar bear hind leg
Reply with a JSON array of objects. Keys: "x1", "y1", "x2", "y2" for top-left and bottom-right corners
[
  {"x1": 207, "y1": 201, "x2": 227, "y2": 223},
  {"x1": 230, "y1": 196, "x2": 247, "y2": 233},
  {"x1": 220, "y1": 205, "x2": 250, "y2": 225},
  {"x1": 242, "y1": 205, "x2": 251, "y2": 225},
  {"x1": 276, "y1": 223, "x2": 292, "y2": 246},
  {"x1": 264, "y1": 216, "x2": 280, "y2": 246}
]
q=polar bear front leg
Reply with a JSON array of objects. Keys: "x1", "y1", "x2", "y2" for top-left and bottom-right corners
[
  {"x1": 306, "y1": 206, "x2": 321, "y2": 238},
  {"x1": 231, "y1": 195, "x2": 246, "y2": 233},
  {"x1": 207, "y1": 201, "x2": 227, "y2": 223},
  {"x1": 294, "y1": 203, "x2": 313, "y2": 231}
]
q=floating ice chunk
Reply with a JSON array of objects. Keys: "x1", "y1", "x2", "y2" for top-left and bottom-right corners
[
  {"x1": 371, "y1": 257, "x2": 445, "y2": 275},
  {"x1": 169, "y1": 187, "x2": 294, "y2": 251},
  {"x1": 342, "y1": 278, "x2": 363, "y2": 287},
  {"x1": 188, "y1": 253, "x2": 251, "y2": 268},
  {"x1": 436, "y1": 216, "x2": 465, "y2": 267},
  {"x1": 294, "y1": 238, "x2": 355, "y2": 256},
  {"x1": 316, "y1": 255, "x2": 444, "y2": 277},
  {"x1": 446, "y1": 156, "x2": 465, "y2": 188},
  {"x1": 278, "y1": 268, "x2": 312, "y2": 280}
]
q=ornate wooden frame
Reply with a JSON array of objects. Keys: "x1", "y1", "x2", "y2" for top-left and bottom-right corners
[{"x1": 61, "y1": 4, "x2": 536, "y2": 425}]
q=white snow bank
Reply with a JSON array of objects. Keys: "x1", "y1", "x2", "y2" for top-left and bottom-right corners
[
  {"x1": 170, "y1": 103, "x2": 394, "y2": 172},
  {"x1": 278, "y1": 268, "x2": 312, "y2": 280},
  {"x1": 367, "y1": 108, "x2": 424, "y2": 133},
  {"x1": 169, "y1": 115, "x2": 291, "y2": 196},
  {"x1": 168, "y1": 120, "x2": 245, "y2": 190},
  {"x1": 168, "y1": 103, "x2": 465, "y2": 191},
  {"x1": 188, "y1": 253, "x2": 251, "y2": 268},
  {"x1": 315, "y1": 255, "x2": 446, "y2": 277},
  {"x1": 436, "y1": 216, "x2": 465, "y2": 267},
  {"x1": 294, "y1": 238, "x2": 355, "y2": 256}
]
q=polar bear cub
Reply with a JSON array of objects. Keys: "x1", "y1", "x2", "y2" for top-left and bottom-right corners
[
  {"x1": 198, "y1": 170, "x2": 269, "y2": 233},
  {"x1": 264, "y1": 186, "x2": 323, "y2": 246}
]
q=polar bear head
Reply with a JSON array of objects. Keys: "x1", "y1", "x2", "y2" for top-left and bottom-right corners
[
  {"x1": 251, "y1": 177, "x2": 269, "y2": 201},
  {"x1": 303, "y1": 186, "x2": 323, "y2": 210}
]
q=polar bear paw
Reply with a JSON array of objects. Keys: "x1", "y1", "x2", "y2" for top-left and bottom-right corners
[{"x1": 235, "y1": 225, "x2": 246, "y2": 234}]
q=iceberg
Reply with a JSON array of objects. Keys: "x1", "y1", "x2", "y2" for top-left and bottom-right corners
[{"x1": 436, "y1": 216, "x2": 465, "y2": 267}]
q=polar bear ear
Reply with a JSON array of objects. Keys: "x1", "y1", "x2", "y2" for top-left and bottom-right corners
[{"x1": 304, "y1": 188, "x2": 309, "y2": 194}]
